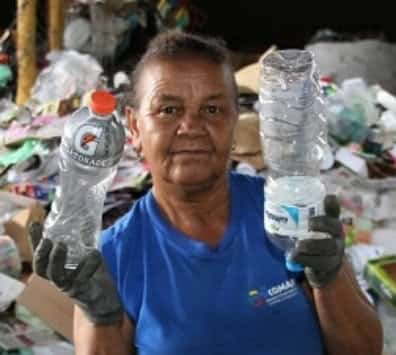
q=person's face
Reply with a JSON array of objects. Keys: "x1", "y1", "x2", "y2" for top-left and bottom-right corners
[{"x1": 127, "y1": 58, "x2": 238, "y2": 188}]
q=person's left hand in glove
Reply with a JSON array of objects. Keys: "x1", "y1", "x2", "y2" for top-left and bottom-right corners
[{"x1": 289, "y1": 195, "x2": 345, "y2": 288}]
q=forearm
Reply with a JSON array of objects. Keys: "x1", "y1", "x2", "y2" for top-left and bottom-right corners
[
  {"x1": 74, "y1": 306, "x2": 134, "y2": 355},
  {"x1": 313, "y1": 260, "x2": 383, "y2": 355}
]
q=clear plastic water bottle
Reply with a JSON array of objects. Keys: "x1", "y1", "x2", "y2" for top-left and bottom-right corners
[
  {"x1": 44, "y1": 91, "x2": 125, "y2": 269},
  {"x1": 259, "y1": 50, "x2": 327, "y2": 272}
]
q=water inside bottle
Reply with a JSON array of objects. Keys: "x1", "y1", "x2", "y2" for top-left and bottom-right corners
[{"x1": 264, "y1": 175, "x2": 326, "y2": 252}]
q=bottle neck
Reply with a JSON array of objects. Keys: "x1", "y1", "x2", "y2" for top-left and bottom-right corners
[{"x1": 89, "y1": 107, "x2": 113, "y2": 119}]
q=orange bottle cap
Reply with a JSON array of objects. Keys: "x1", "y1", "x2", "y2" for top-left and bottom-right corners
[{"x1": 89, "y1": 91, "x2": 116, "y2": 116}]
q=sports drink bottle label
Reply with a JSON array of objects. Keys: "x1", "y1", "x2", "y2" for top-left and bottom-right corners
[
  {"x1": 264, "y1": 199, "x2": 323, "y2": 238},
  {"x1": 64, "y1": 118, "x2": 124, "y2": 168}
]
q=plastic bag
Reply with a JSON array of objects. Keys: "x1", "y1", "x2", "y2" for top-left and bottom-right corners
[
  {"x1": 324, "y1": 81, "x2": 374, "y2": 144},
  {"x1": 89, "y1": 4, "x2": 129, "y2": 67},
  {"x1": 30, "y1": 50, "x2": 103, "y2": 104},
  {"x1": 0, "y1": 100, "x2": 20, "y2": 128},
  {"x1": 0, "y1": 236, "x2": 22, "y2": 279}
]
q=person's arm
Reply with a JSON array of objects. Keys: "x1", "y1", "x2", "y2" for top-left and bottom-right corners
[
  {"x1": 313, "y1": 260, "x2": 383, "y2": 355},
  {"x1": 290, "y1": 196, "x2": 383, "y2": 355},
  {"x1": 74, "y1": 306, "x2": 135, "y2": 355}
]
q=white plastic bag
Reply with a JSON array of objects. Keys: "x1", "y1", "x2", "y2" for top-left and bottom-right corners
[{"x1": 30, "y1": 50, "x2": 103, "y2": 104}]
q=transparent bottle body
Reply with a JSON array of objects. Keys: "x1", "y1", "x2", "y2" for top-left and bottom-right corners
[
  {"x1": 43, "y1": 106, "x2": 125, "y2": 269},
  {"x1": 44, "y1": 157, "x2": 116, "y2": 269},
  {"x1": 259, "y1": 50, "x2": 327, "y2": 255}
]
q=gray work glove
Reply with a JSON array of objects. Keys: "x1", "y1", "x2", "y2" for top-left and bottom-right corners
[
  {"x1": 289, "y1": 195, "x2": 345, "y2": 288},
  {"x1": 29, "y1": 222, "x2": 123, "y2": 325}
]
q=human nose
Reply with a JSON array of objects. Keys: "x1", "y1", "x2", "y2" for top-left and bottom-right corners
[{"x1": 176, "y1": 109, "x2": 206, "y2": 136}]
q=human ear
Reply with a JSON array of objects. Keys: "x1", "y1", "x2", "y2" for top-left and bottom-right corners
[{"x1": 125, "y1": 105, "x2": 142, "y2": 154}]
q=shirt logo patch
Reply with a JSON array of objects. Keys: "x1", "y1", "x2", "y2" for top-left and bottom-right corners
[{"x1": 248, "y1": 278, "x2": 298, "y2": 308}]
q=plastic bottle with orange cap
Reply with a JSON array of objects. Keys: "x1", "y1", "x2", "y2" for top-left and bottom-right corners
[{"x1": 43, "y1": 90, "x2": 125, "y2": 269}]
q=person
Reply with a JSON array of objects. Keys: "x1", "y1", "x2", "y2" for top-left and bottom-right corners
[{"x1": 30, "y1": 31, "x2": 383, "y2": 355}]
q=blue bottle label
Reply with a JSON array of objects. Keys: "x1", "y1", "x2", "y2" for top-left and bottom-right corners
[{"x1": 264, "y1": 200, "x2": 323, "y2": 238}]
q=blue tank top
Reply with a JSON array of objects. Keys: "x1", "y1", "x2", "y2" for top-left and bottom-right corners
[{"x1": 99, "y1": 173, "x2": 325, "y2": 355}]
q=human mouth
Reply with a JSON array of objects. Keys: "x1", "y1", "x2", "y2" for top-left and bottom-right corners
[{"x1": 170, "y1": 150, "x2": 212, "y2": 155}]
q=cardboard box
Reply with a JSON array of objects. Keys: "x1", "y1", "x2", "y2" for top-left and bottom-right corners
[
  {"x1": 235, "y1": 61, "x2": 260, "y2": 94},
  {"x1": 1, "y1": 191, "x2": 46, "y2": 262},
  {"x1": 231, "y1": 112, "x2": 265, "y2": 171},
  {"x1": 17, "y1": 274, "x2": 74, "y2": 342},
  {"x1": 234, "y1": 45, "x2": 277, "y2": 94}
]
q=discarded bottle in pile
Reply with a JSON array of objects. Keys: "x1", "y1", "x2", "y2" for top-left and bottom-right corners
[
  {"x1": 259, "y1": 50, "x2": 327, "y2": 272},
  {"x1": 44, "y1": 91, "x2": 125, "y2": 269}
]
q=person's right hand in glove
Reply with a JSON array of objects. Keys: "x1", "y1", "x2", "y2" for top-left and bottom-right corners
[{"x1": 29, "y1": 222, "x2": 123, "y2": 326}]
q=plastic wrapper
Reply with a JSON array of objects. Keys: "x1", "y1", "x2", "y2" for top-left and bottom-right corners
[
  {"x1": 0, "y1": 100, "x2": 20, "y2": 128},
  {"x1": 30, "y1": 50, "x2": 103, "y2": 104},
  {"x1": 9, "y1": 181, "x2": 57, "y2": 203},
  {"x1": 342, "y1": 78, "x2": 378, "y2": 125},
  {"x1": 323, "y1": 167, "x2": 396, "y2": 222},
  {"x1": 0, "y1": 100, "x2": 31, "y2": 129},
  {"x1": 6, "y1": 149, "x2": 59, "y2": 185},
  {"x1": 0, "y1": 235, "x2": 22, "y2": 278},
  {"x1": 326, "y1": 93, "x2": 370, "y2": 144},
  {"x1": 0, "y1": 139, "x2": 47, "y2": 168},
  {"x1": 324, "y1": 78, "x2": 379, "y2": 144}
]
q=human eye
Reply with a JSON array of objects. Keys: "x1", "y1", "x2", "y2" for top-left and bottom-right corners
[
  {"x1": 159, "y1": 105, "x2": 182, "y2": 117},
  {"x1": 202, "y1": 105, "x2": 222, "y2": 116}
]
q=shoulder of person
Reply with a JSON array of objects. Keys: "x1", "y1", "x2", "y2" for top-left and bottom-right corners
[
  {"x1": 230, "y1": 171, "x2": 265, "y2": 189},
  {"x1": 230, "y1": 172, "x2": 265, "y2": 200},
  {"x1": 99, "y1": 194, "x2": 148, "y2": 250}
]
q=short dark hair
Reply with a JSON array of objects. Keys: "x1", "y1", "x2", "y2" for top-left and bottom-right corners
[{"x1": 128, "y1": 30, "x2": 236, "y2": 108}]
